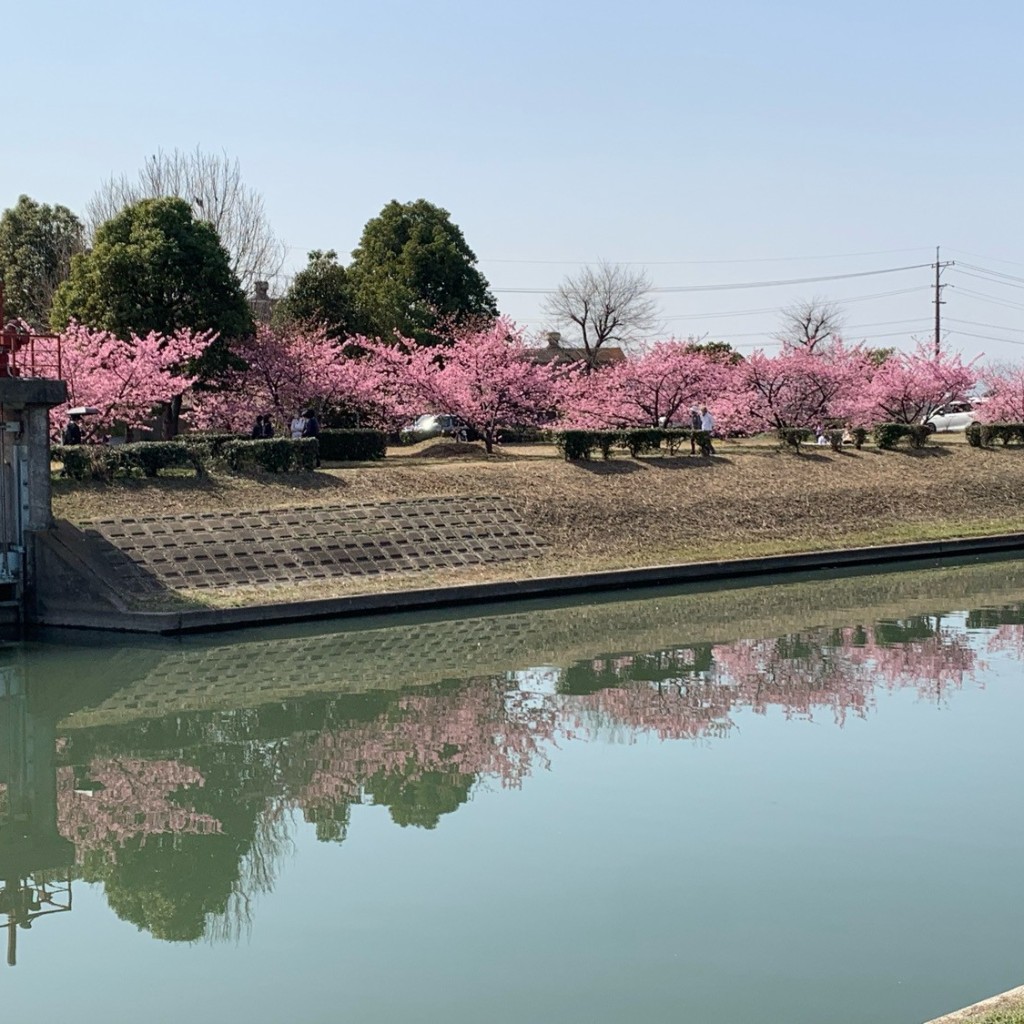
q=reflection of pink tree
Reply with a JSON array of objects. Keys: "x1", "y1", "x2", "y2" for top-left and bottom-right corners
[
  {"x1": 987, "y1": 622, "x2": 1024, "y2": 660},
  {"x1": 563, "y1": 666, "x2": 735, "y2": 742},
  {"x1": 57, "y1": 758, "x2": 221, "y2": 860},
  {"x1": 290, "y1": 681, "x2": 559, "y2": 822},
  {"x1": 567, "y1": 621, "x2": 983, "y2": 738}
]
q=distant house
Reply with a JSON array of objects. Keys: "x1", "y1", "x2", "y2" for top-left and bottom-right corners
[
  {"x1": 250, "y1": 280, "x2": 278, "y2": 324},
  {"x1": 526, "y1": 332, "x2": 626, "y2": 368}
]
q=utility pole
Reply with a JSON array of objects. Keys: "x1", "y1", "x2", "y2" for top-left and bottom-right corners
[{"x1": 932, "y1": 246, "x2": 954, "y2": 357}]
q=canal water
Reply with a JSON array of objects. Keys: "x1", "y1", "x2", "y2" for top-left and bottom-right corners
[{"x1": 3, "y1": 557, "x2": 1024, "y2": 1024}]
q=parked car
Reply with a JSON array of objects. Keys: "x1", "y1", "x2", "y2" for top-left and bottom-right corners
[
  {"x1": 923, "y1": 399, "x2": 984, "y2": 433},
  {"x1": 400, "y1": 413, "x2": 473, "y2": 443}
]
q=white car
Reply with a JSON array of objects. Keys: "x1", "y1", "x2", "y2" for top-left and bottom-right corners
[{"x1": 924, "y1": 400, "x2": 983, "y2": 433}]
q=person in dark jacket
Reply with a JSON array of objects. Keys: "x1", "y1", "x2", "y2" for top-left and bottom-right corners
[
  {"x1": 62, "y1": 414, "x2": 83, "y2": 445},
  {"x1": 301, "y1": 409, "x2": 320, "y2": 438},
  {"x1": 301, "y1": 409, "x2": 321, "y2": 465},
  {"x1": 689, "y1": 407, "x2": 701, "y2": 455}
]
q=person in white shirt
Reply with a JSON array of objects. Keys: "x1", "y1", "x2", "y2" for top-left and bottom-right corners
[
  {"x1": 290, "y1": 412, "x2": 307, "y2": 440},
  {"x1": 699, "y1": 405, "x2": 715, "y2": 454}
]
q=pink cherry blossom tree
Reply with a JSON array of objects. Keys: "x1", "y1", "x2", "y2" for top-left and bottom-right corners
[
  {"x1": 40, "y1": 324, "x2": 215, "y2": 437},
  {"x1": 395, "y1": 318, "x2": 569, "y2": 452},
  {"x1": 611, "y1": 340, "x2": 738, "y2": 427},
  {"x1": 187, "y1": 323, "x2": 366, "y2": 433},
  {"x1": 848, "y1": 342, "x2": 977, "y2": 427},
  {"x1": 977, "y1": 362, "x2": 1024, "y2": 422},
  {"x1": 739, "y1": 340, "x2": 869, "y2": 433}
]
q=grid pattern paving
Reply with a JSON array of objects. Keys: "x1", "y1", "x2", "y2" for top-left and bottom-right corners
[{"x1": 78, "y1": 496, "x2": 549, "y2": 595}]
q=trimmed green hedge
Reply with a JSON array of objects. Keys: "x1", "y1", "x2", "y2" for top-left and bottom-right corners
[
  {"x1": 874, "y1": 423, "x2": 932, "y2": 450},
  {"x1": 54, "y1": 442, "x2": 205, "y2": 481},
  {"x1": 556, "y1": 428, "x2": 712, "y2": 461},
  {"x1": 223, "y1": 438, "x2": 318, "y2": 473},
  {"x1": 121, "y1": 441, "x2": 205, "y2": 477},
  {"x1": 966, "y1": 422, "x2": 1024, "y2": 448},
  {"x1": 317, "y1": 428, "x2": 386, "y2": 462},
  {"x1": 496, "y1": 425, "x2": 552, "y2": 444},
  {"x1": 179, "y1": 432, "x2": 242, "y2": 458}
]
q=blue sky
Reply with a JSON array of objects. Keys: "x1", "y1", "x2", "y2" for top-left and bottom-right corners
[{"x1": 8, "y1": 0, "x2": 1022, "y2": 360}]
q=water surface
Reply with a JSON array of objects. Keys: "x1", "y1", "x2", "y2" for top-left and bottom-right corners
[{"x1": 2, "y1": 557, "x2": 1024, "y2": 1023}]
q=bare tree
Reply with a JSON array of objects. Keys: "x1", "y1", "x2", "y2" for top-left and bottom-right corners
[
  {"x1": 542, "y1": 260, "x2": 660, "y2": 367},
  {"x1": 773, "y1": 297, "x2": 845, "y2": 352},
  {"x1": 87, "y1": 147, "x2": 286, "y2": 293}
]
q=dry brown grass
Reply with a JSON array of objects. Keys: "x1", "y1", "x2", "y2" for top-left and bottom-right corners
[{"x1": 52, "y1": 434, "x2": 1024, "y2": 607}]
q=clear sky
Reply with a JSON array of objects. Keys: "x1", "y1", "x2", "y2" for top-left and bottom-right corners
[{"x1": 8, "y1": 0, "x2": 1022, "y2": 361}]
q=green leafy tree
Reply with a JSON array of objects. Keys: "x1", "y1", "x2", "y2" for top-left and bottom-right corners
[
  {"x1": 0, "y1": 195, "x2": 85, "y2": 329},
  {"x1": 273, "y1": 249, "x2": 354, "y2": 339},
  {"x1": 347, "y1": 199, "x2": 497, "y2": 346},
  {"x1": 685, "y1": 340, "x2": 743, "y2": 364},
  {"x1": 50, "y1": 196, "x2": 254, "y2": 351}
]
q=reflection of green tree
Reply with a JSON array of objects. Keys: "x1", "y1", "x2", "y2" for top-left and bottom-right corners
[
  {"x1": 559, "y1": 646, "x2": 714, "y2": 695},
  {"x1": 306, "y1": 800, "x2": 351, "y2": 844},
  {"x1": 364, "y1": 762, "x2": 474, "y2": 830},
  {"x1": 874, "y1": 615, "x2": 939, "y2": 645},
  {"x1": 79, "y1": 830, "x2": 249, "y2": 942},
  {"x1": 966, "y1": 605, "x2": 1024, "y2": 630},
  {"x1": 66, "y1": 731, "x2": 277, "y2": 943}
]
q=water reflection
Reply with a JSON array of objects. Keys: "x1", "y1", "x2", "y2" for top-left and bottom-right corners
[{"x1": 3, "y1": 558, "x2": 1024, "y2": 957}]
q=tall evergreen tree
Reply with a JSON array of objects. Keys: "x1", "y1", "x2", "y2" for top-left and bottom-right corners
[
  {"x1": 0, "y1": 195, "x2": 84, "y2": 329},
  {"x1": 347, "y1": 199, "x2": 497, "y2": 346}
]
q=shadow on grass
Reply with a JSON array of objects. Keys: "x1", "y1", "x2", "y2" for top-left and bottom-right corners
[
  {"x1": 53, "y1": 468, "x2": 353, "y2": 502},
  {"x1": 645, "y1": 455, "x2": 729, "y2": 470},
  {"x1": 567, "y1": 459, "x2": 645, "y2": 475},
  {"x1": 857, "y1": 445, "x2": 954, "y2": 459}
]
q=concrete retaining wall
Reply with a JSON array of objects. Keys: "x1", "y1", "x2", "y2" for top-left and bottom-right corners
[{"x1": 28, "y1": 526, "x2": 1024, "y2": 636}]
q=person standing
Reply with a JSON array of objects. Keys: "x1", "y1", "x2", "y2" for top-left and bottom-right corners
[
  {"x1": 62, "y1": 414, "x2": 83, "y2": 445},
  {"x1": 689, "y1": 406, "x2": 702, "y2": 455},
  {"x1": 301, "y1": 408, "x2": 321, "y2": 465},
  {"x1": 250, "y1": 415, "x2": 265, "y2": 439},
  {"x1": 700, "y1": 405, "x2": 715, "y2": 455},
  {"x1": 290, "y1": 411, "x2": 307, "y2": 440}
]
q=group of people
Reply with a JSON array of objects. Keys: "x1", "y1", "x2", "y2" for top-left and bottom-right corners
[
  {"x1": 289, "y1": 409, "x2": 320, "y2": 440},
  {"x1": 249, "y1": 415, "x2": 275, "y2": 438},
  {"x1": 249, "y1": 410, "x2": 321, "y2": 441}
]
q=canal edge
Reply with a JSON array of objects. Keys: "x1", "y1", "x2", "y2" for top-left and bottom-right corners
[{"x1": 29, "y1": 530, "x2": 1024, "y2": 636}]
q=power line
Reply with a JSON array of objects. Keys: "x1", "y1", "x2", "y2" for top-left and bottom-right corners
[
  {"x1": 953, "y1": 267, "x2": 1024, "y2": 291},
  {"x1": 725, "y1": 328, "x2": 933, "y2": 349},
  {"x1": 946, "y1": 317, "x2": 1024, "y2": 334},
  {"x1": 657, "y1": 287, "x2": 929, "y2": 323},
  {"x1": 946, "y1": 329, "x2": 1024, "y2": 347},
  {"x1": 949, "y1": 251, "x2": 1024, "y2": 271},
  {"x1": 955, "y1": 287, "x2": 1024, "y2": 312},
  {"x1": 704, "y1": 318, "x2": 929, "y2": 340},
  {"x1": 479, "y1": 246, "x2": 932, "y2": 267},
  {"x1": 494, "y1": 263, "x2": 933, "y2": 295},
  {"x1": 958, "y1": 262, "x2": 1024, "y2": 284}
]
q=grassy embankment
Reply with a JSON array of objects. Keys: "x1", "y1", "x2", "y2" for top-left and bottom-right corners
[
  {"x1": 926, "y1": 990, "x2": 1024, "y2": 1023},
  {"x1": 51, "y1": 432, "x2": 1024, "y2": 608}
]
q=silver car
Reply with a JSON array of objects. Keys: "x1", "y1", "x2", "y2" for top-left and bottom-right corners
[{"x1": 400, "y1": 414, "x2": 470, "y2": 442}]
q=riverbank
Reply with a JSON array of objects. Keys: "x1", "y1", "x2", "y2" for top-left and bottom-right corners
[
  {"x1": 49, "y1": 434, "x2": 1024, "y2": 613},
  {"x1": 924, "y1": 986, "x2": 1024, "y2": 1022}
]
